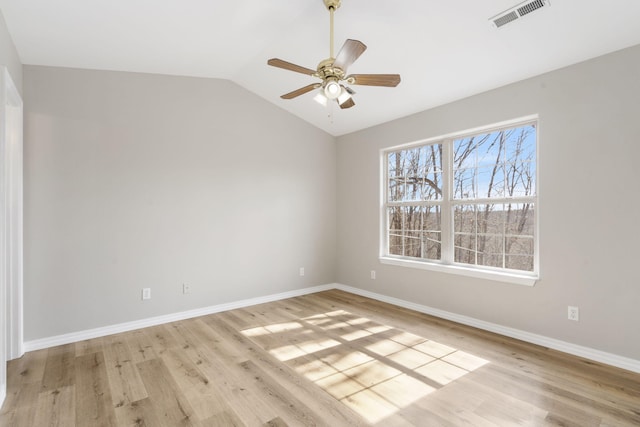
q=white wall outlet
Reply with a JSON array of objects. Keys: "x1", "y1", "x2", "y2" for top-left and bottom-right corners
[
  {"x1": 299, "y1": 267, "x2": 305, "y2": 276},
  {"x1": 142, "y1": 288, "x2": 151, "y2": 300},
  {"x1": 568, "y1": 306, "x2": 579, "y2": 321},
  {"x1": 370, "y1": 270, "x2": 376, "y2": 280},
  {"x1": 182, "y1": 283, "x2": 191, "y2": 294}
]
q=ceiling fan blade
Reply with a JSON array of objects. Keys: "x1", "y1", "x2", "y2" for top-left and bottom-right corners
[
  {"x1": 268, "y1": 58, "x2": 316, "y2": 76},
  {"x1": 332, "y1": 39, "x2": 367, "y2": 72},
  {"x1": 348, "y1": 74, "x2": 401, "y2": 87},
  {"x1": 281, "y1": 83, "x2": 321, "y2": 100},
  {"x1": 339, "y1": 97, "x2": 355, "y2": 109}
]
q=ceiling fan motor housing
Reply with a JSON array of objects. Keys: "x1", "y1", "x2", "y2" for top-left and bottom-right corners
[{"x1": 316, "y1": 58, "x2": 346, "y2": 81}]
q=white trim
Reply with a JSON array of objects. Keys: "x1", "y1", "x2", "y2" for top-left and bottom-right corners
[
  {"x1": 4, "y1": 69, "x2": 23, "y2": 360},
  {"x1": 379, "y1": 256, "x2": 538, "y2": 286},
  {"x1": 22, "y1": 282, "x2": 640, "y2": 374},
  {"x1": 334, "y1": 284, "x2": 640, "y2": 374},
  {"x1": 23, "y1": 284, "x2": 334, "y2": 352},
  {"x1": 0, "y1": 67, "x2": 24, "y2": 410}
]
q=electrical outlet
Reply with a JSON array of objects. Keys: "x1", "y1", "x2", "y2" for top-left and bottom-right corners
[
  {"x1": 568, "y1": 306, "x2": 579, "y2": 321},
  {"x1": 299, "y1": 267, "x2": 305, "y2": 276},
  {"x1": 142, "y1": 288, "x2": 151, "y2": 300},
  {"x1": 370, "y1": 270, "x2": 376, "y2": 280},
  {"x1": 182, "y1": 283, "x2": 191, "y2": 294}
]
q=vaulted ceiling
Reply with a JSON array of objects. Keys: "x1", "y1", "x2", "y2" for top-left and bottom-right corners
[{"x1": 1, "y1": 0, "x2": 639, "y2": 136}]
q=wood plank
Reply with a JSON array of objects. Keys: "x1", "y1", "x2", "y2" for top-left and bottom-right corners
[
  {"x1": 160, "y1": 346, "x2": 225, "y2": 421},
  {"x1": 75, "y1": 337, "x2": 104, "y2": 357},
  {"x1": 41, "y1": 344, "x2": 75, "y2": 392},
  {"x1": 6, "y1": 349, "x2": 47, "y2": 388},
  {"x1": 121, "y1": 329, "x2": 158, "y2": 365},
  {"x1": 0, "y1": 382, "x2": 41, "y2": 427},
  {"x1": 74, "y1": 352, "x2": 117, "y2": 426},
  {"x1": 102, "y1": 335, "x2": 148, "y2": 408},
  {"x1": 144, "y1": 324, "x2": 180, "y2": 356},
  {"x1": 136, "y1": 358, "x2": 199, "y2": 427},
  {"x1": 114, "y1": 397, "x2": 164, "y2": 427},
  {"x1": 237, "y1": 360, "x2": 329, "y2": 427},
  {"x1": 32, "y1": 386, "x2": 75, "y2": 427},
  {"x1": 170, "y1": 319, "x2": 281, "y2": 426},
  {"x1": 263, "y1": 417, "x2": 288, "y2": 427},
  {"x1": 200, "y1": 410, "x2": 245, "y2": 427}
]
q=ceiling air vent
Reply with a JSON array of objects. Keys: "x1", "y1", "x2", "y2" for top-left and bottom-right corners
[{"x1": 490, "y1": 0, "x2": 550, "y2": 28}]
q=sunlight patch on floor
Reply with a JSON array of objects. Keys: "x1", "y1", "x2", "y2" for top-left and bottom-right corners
[
  {"x1": 414, "y1": 359, "x2": 470, "y2": 386},
  {"x1": 240, "y1": 308, "x2": 490, "y2": 424},
  {"x1": 268, "y1": 344, "x2": 307, "y2": 362}
]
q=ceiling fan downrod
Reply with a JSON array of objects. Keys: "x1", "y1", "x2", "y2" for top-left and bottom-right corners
[{"x1": 324, "y1": 0, "x2": 341, "y2": 59}]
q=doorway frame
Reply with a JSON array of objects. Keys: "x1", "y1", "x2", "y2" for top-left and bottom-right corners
[{"x1": 0, "y1": 65, "x2": 24, "y2": 407}]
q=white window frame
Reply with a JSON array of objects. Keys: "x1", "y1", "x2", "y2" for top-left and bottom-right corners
[{"x1": 379, "y1": 116, "x2": 539, "y2": 286}]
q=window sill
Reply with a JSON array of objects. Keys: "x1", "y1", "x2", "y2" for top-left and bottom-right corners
[{"x1": 379, "y1": 257, "x2": 538, "y2": 286}]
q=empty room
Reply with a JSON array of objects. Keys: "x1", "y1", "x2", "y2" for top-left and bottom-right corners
[{"x1": 1, "y1": 0, "x2": 639, "y2": 425}]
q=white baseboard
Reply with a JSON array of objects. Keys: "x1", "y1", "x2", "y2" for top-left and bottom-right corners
[
  {"x1": 333, "y1": 284, "x2": 640, "y2": 374},
  {"x1": 22, "y1": 282, "x2": 640, "y2": 374},
  {"x1": 23, "y1": 284, "x2": 334, "y2": 352}
]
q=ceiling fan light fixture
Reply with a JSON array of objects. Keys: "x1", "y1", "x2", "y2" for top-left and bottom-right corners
[
  {"x1": 314, "y1": 91, "x2": 328, "y2": 106},
  {"x1": 324, "y1": 79, "x2": 341, "y2": 99},
  {"x1": 337, "y1": 86, "x2": 352, "y2": 105}
]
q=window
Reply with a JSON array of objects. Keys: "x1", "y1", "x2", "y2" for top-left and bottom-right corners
[{"x1": 382, "y1": 118, "x2": 538, "y2": 285}]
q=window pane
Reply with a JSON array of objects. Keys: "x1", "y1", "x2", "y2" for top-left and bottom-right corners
[
  {"x1": 454, "y1": 205, "x2": 476, "y2": 265},
  {"x1": 454, "y1": 168, "x2": 476, "y2": 199},
  {"x1": 403, "y1": 206, "x2": 422, "y2": 257},
  {"x1": 388, "y1": 177, "x2": 405, "y2": 202},
  {"x1": 505, "y1": 203, "x2": 535, "y2": 272},
  {"x1": 388, "y1": 150, "x2": 405, "y2": 202},
  {"x1": 477, "y1": 235, "x2": 504, "y2": 268},
  {"x1": 388, "y1": 207, "x2": 403, "y2": 256},
  {"x1": 387, "y1": 145, "x2": 442, "y2": 202},
  {"x1": 505, "y1": 237, "x2": 534, "y2": 271},
  {"x1": 504, "y1": 125, "x2": 536, "y2": 197},
  {"x1": 387, "y1": 205, "x2": 441, "y2": 260},
  {"x1": 454, "y1": 203, "x2": 534, "y2": 272},
  {"x1": 504, "y1": 203, "x2": 535, "y2": 235},
  {"x1": 422, "y1": 206, "x2": 442, "y2": 260},
  {"x1": 477, "y1": 166, "x2": 505, "y2": 198},
  {"x1": 477, "y1": 204, "x2": 505, "y2": 236},
  {"x1": 454, "y1": 124, "x2": 536, "y2": 200}
]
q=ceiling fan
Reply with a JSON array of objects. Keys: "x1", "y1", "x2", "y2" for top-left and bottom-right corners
[{"x1": 267, "y1": 0, "x2": 401, "y2": 109}]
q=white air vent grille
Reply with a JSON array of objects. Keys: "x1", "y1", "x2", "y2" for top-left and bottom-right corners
[
  {"x1": 490, "y1": 0, "x2": 550, "y2": 28},
  {"x1": 518, "y1": 0, "x2": 546, "y2": 16},
  {"x1": 493, "y1": 11, "x2": 519, "y2": 28}
]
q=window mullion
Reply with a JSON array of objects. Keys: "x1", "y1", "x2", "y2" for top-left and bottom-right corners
[{"x1": 441, "y1": 139, "x2": 453, "y2": 264}]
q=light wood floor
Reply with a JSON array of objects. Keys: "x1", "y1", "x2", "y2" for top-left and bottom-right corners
[{"x1": 1, "y1": 290, "x2": 639, "y2": 426}]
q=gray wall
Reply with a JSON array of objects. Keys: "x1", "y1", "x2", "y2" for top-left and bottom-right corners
[
  {"x1": 23, "y1": 66, "x2": 336, "y2": 340},
  {"x1": 0, "y1": 9, "x2": 21, "y2": 94},
  {"x1": 336, "y1": 45, "x2": 640, "y2": 360}
]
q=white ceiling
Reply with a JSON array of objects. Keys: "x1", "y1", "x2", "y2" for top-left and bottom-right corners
[{"x1": 1, "y1": 0, "x2": 640, "y2": 136}]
